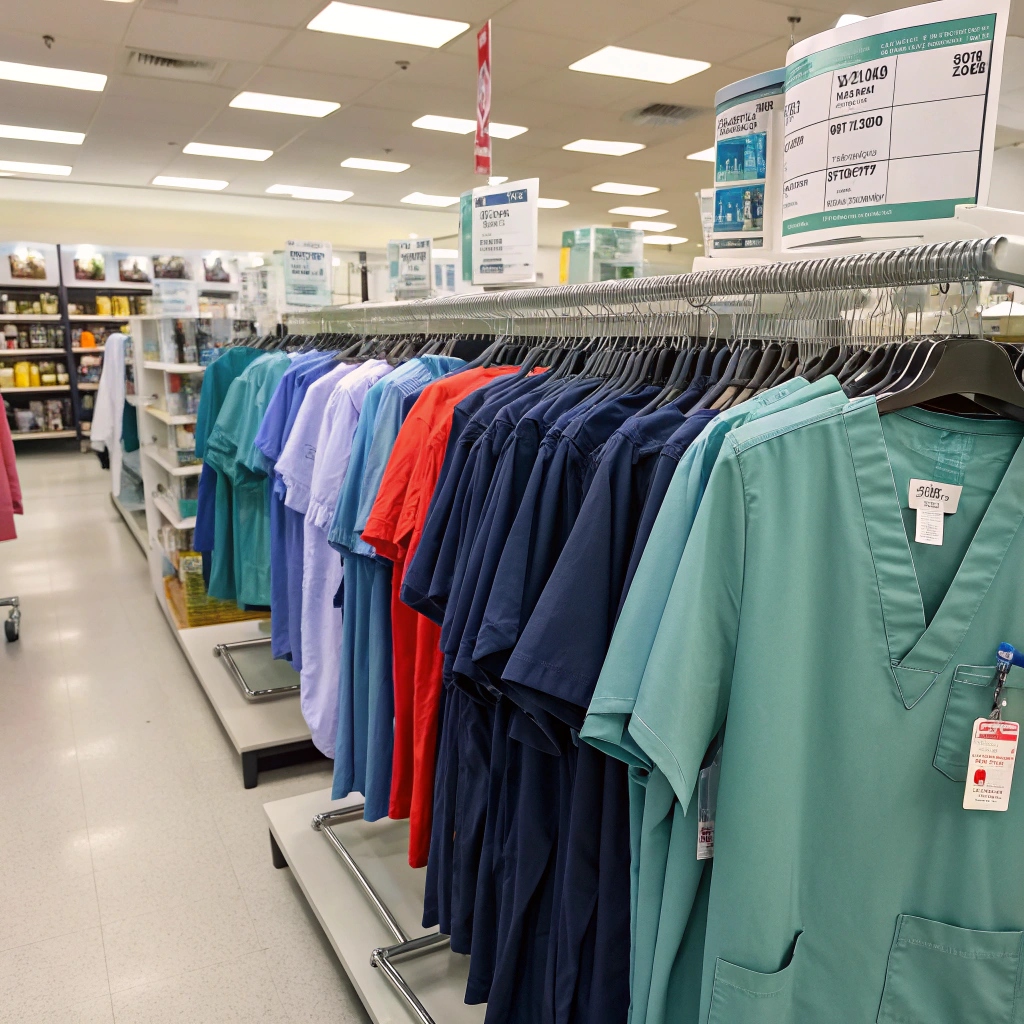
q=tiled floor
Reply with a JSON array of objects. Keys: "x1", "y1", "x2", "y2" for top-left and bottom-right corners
[{"x1": 0, "y1": 449, "x2": 370, "y2": 1024}]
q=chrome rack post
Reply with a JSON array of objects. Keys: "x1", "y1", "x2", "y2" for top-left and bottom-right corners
[
  {"x1": 310, "y1": 806, "x2": 450, "y2": 1024},
  {"x1": 213, "y1": 637, "x2": 300, "y2": 701}
]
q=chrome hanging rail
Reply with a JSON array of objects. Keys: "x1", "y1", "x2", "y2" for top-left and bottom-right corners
[{"x1": 293, "y1": 237, "x2": 1024, "y2": 332}]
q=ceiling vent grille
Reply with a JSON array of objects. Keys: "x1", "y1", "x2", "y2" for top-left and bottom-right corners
[
  {"x1": 626, "y1": 103, "x2": 702, "y2": 127},
  {"x1": 124, "y1": 49, "x2": 225, "y2": 83}
]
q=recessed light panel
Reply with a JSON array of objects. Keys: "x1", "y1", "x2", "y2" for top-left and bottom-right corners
[
  {"x1": 0, "y1": 60, "x2": 106, "y2": 92},
  {"x1": 569, "y1": 46, "x2": 709, "y2": 85},
  {"x1": 183, "y1": 142, "x2": 273, "y2": 161},
  {"x1": 487, "y1": 123, "x2": 527, "y2": 139},
  {"x1": 488, "y1": 176, "x2": 508, "y2": 185},
  {"x1": 563, "y1": 139, "x2": 645, "y2": 156},
  {"x1": 401, "y1": 192, "x2": 460, "y2": 207},
  {"x1": 643, "y1": 234, "x2": 688, "y2": 245},
  {"x1": 0, "y1": 124, "x2": 84, "y2": 145},
  {"x1": 609, "y1": 205, "x2": 668, "y2": 216},
  {"x1": 687, "y1": 147, "x2": 716, "y2": 162},
  {"x1": 230, "y1": 92, "x2": 340, "y2": 118},
  {"x1": 152, "y1": 176, "x2": 228, "y2": 190},
  {"x1": 413, "y1": 115, "x2": 475, "y2": 134},
  {"x1": 537, "y1": 198, "x2": 569, "y2": 209},
  {"x1": 341, "y1": 157, "x2": 409, "y2": 172},
  {"x1": 266, "y1": 184, "x2": 353, "y2": 202},
  {"x1": 629, "y1": 220, "x2": 676, "y2": 231},
  {"x1": 307, "y1": 2, "x2": 469, "y2": 48},
  {"x1": 0, "y1": 159, "x2": 71, "y2": 176},
  {"x1": 836, "y1": 13, "x2": 867, "y2": 26},
  {"x1": 592, "y1": 182, "x2": 660, "y2": 195}
]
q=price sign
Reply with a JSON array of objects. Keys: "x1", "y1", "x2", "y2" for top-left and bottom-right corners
[
  {"x1": 470, "y1": 177, "x2": 538, "y2": 285},
  {"x1": 781, "y1": 0, "x2": 1009, "y2": 247}
]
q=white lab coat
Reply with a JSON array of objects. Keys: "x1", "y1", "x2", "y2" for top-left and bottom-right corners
[{"x1": 89, "y1": 333, "x2": 127, "y2": 497}]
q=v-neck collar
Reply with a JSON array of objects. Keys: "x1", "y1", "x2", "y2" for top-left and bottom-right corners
[{"x1": 846, "y1": 399, "x2": 1024, "y2": 709}]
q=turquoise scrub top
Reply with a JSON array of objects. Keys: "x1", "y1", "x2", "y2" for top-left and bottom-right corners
[
  {"x1": 630, "y1": 397, "x2": 1024, "y2": 1024},
  {"x1": 581, "y1": 377, "x2": 846, "y2": 1024}
]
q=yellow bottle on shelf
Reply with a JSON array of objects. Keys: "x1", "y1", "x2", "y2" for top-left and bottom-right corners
[
  {"x1": 13, "y1": 361, "x2": 30, "y2": 388},
  {"x1": 28, "y1": 363, "x2": 40, "y2": 387}
]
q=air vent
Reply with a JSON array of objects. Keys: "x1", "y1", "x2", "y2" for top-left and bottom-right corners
[
  {"x1": 124, "y1": 49, "x2": 225, "y2": 83},
  {"x1": 626, "y1": 103, "x2": 702, "y2": 127}
]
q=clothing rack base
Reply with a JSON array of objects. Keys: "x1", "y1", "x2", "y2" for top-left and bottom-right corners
[{"x1": 264, "y1": 788, "x2": 485, "y2": 1024}]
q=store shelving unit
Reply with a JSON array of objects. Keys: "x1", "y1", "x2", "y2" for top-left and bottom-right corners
[{"x1": 126, "y1": 315, "x2": 317, "y2": 788}]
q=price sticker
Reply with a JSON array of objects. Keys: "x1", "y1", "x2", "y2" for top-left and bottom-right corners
[{"x1": 963, "y1": 718, "x2": 1018, "y2": 811}]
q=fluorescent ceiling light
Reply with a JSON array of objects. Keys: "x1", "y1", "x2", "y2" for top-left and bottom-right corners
[
  {"x1": 102, "y1": 0, "x2": 134, "y2": 4},
  {"x1": 433, "y1": 248, "x2": 459, "y2": 258},
  {"x1": 836, "y1": 13, "x2": 867, "y2": 26},
  {"x1": 230, "y1": 91, "x2": 339, "y2": 118},
  {"x1": 0, "y1": 60, "x2": 106, "y2": 92},
  {"x1": 152, "y1": 175, "x2": 228, "y2": 190},
  {"x1": 629, "y1": 220, "x2": 676, "y2": 231},
  {"x1": 266, "y1": 183, "x2": 353, "y2": 202},
  {"x1": 609, "y1": 205, "x2": 668, "y2": 216},
  {"x1": 687, "y1": 147, "x2": 716, "y2": 162},
  {"x1": 183, "y1": 142, "x2": 272, "y2": 161},
  {"x1": 307, "y1": 2, "x2": 469, "y2": 48},
  {"x1": 0, "y1": 159, "x2": 71, "y2": 176},
  {"x1": 488, "y1": 175, "x2": 508, "y2": 185},
  {"x1": 563, "y1": 139, "x2": 645, "y2": 156},
  {"x1": 569, "y1": 46, "x2": 709, "y2": 85},
  {"x1": 412, "y1": 115, "x2": 527, "y2": 138},
  {"x1": 643, "y1": 234, "x2": 688, "y2": 245},
  {"x1": 341, "y1": 157, "x2": 409, "y2": 172},
  {"x1": 537, "y1": 198, "x2": 569, "y2": 209},
  {"x1": 592, "y1": 182, "x2": 659, "y2": 195},
  {"x1": 488, "y1": 123, "x2": 527, "y2": 139},
  {"x1": 401, "y1": 192, "x2": 460, "y2": 207},
  {"x1": 0, "y1": 124, "x2": 84, "y2": 145}
]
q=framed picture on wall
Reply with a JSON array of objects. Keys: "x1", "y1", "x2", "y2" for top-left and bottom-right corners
[
  {"x1": 74, "y1": 254, "x2": 106, "y2": 280},
  {"x1": 8, "y1": 249, "x2": 46, "y2": 279},
  {"x1": 152, "y1": 255, "x2": 191, "y2": 280},
  {"x1": 118, "y1": 256, "x2": 151, "y2": 283}
]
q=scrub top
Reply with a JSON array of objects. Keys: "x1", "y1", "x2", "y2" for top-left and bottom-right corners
[{"x1": 631, "y1": 397, "x2": 1024, "y2": 1024}]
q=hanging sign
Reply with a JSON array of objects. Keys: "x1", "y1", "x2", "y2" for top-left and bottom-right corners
[
  {"x1": 781, "y1": 0, "x2": 1010, "y2": 248},
  {"x1": 396, "y1": 238, "x2": 432, "y2": 297},
  {"x1": 283, "y1": 239, "x2": 332, "y2": 307},
  {"x1": 471, "y1": 177, "x2": 538, "y2": 286},
  {"x1": 475, "y1": 21, "x2": 492, "y2": 176}
]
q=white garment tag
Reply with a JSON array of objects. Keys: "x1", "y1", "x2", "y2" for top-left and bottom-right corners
[
  {"x1": 697, "y1": 749, "x2": 720, "y2": 861},
  {"x1": 963, "y1": 718, "x2": 1018, "y2": 811},
  {"x1": 909, "y1": 479, "x2": 962, "y2": 546}
]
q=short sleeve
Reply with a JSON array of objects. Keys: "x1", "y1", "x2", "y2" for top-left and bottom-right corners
[{"x1": 627, "y1": 443, "x2": 747, "y2": 811}]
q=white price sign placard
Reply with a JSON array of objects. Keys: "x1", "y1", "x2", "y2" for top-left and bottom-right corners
[
  {"x1": 397, "y1": 238, "x2": 432, "y2": 295},
  {"x1": 471, "y1": 177, "x2": 538, "y2": 286},
  {"x1": 283, "y1": 240, "x2": 332, "y2": 307},
  {"x1": 781, "y1": 0, "x2": 1009, "y2": 247}
]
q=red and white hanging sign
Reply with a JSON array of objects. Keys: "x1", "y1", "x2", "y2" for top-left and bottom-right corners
[{"x1": 475, "y1": 20, "x2": 492, "y2": 176}]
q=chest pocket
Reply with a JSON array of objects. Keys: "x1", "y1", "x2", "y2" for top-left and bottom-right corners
[{"x1": 934, "y1": 665, "x2": 1024, "y2": 782}]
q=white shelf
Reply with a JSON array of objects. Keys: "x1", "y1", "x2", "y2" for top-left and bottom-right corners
[
  {"x1": 124, "y1": 393, "x2": 149, "y2": 407},
  {"x1": 67, "y1": 281, "x2": 151, "y2": 291},
  {"x1": 73, "y1": 347, "x2": 103, "y2": 355},
  {"x1": 77, "y1": 382, "x2": 99, "y2": 391},
  {"x1": 265, "y1": 788, "x2": 485, "y2": 1024},
  {"x1": 1, "y1": 385, "x2": 70, "y2": 394},
  {"x1": 153, "y1": 492, "x2": 196, "y2": 530},
  {"x1": 110, "y1": 492, "x2": 147, "y2": 552},
  {"x1": 142, "y1": 446, "x2": 202, "y2": 477},
  {"x1": 0, "y1": 348, "x2": 65, "y2": 356},
  {"x1": 143, "y1": 360, "x2": 206, "y2": 373},
  {"x1": 69, "y1": 315, "x2": 132, "y2": 323},
  {"x1": 145, "y1": 405, "x2": 197, "y2": 425},
  {"x1": 11, "y1": 429, "x2": 77, "y2": 440},
  {"x1": 0, "y1": 313, "x2": 61, "y2": 322}
]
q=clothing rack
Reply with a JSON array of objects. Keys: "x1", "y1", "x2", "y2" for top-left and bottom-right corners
[
  {"x1": 269, "y1": 233, "x2": 1024, "y2": 1024},
  {"x1": 288, "y1": 237, "x2": 1024, "y2": 337}
]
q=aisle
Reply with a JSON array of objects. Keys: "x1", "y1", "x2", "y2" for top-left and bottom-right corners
[{"x1": 0, "y1": 450, "x2": 368, "y2": 1024}]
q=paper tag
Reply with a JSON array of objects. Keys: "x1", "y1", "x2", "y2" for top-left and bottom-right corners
[
  {"x1": 697, "y1": 749, "x2": 721, "y2": 861},
  {"x1": 915, "y1": 506, "x2": 944, "y2": 546},
  {"x1": 909, "y1": 479, "x2": 962, "y2": 546},
  {"x1": 963, "y1": 718, "x2": 1018, "y2": 811}
]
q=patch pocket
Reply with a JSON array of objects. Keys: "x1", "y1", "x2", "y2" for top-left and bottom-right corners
[
  {"x1": 934, "y1": 665, "x2": 997, "y2": 782},
  {"x1": 877, "y1": 915, "x2": 1021, "y2": 1024},
  {"x1": 707, "y1": 938, "x2": 798, "y2": 1024}
]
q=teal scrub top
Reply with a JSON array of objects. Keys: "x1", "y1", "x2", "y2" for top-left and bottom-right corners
[
  {"x1": 630, "y1": 397, "x2": 1024, "y2": 1024},
  {"x1": 205, "y1": 352, "x2": 289, "y2": 605},
  {"x1": 581, "y1": 377, "x2": 846, "y2": 1024}
]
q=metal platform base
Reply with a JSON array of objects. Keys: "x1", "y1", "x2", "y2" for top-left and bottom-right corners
[{"x1": 264, "y1": 788, "x2": 484, "y2": 1024}]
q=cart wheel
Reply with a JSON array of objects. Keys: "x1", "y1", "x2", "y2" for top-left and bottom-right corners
[{"x1": 4, "y1": 618, "x2": 18, "y2": 642}]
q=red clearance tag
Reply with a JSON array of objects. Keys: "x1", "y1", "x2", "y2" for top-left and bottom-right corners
[{"x1": 963, "y1": 719, "x2": 1018, "y2": 811}]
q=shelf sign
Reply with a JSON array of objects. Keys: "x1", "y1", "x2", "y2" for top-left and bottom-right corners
[
  {"x1": 395, "y1": 238, "x2": 432, "y2": 298},
  {"x1": 476, "y1": 21, "x2": 492, "y2": 176},
  {"x1": 283, "y1": 240, "x2": 332, "y2": 307},
  {"x1": 781, "y1": 0, "x2": 1010, "y2": 248},
  {"x1": 471, "y1": 178, "x2": 538, "y2": 285}
]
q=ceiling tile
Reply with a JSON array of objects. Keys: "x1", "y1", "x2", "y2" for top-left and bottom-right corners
[
  {"x1": 497, "y1": 0, "x2": 686, "y2": 44},
  {"x1": 622, "y1": 17, "x2": 777, "y2": 64},
  {"x1": 229, "y1": 66, "x2": 370, "y2": 105},
  {"x1": 125, "y1": 9, "x2": 290, "y2": 63},
  {"x1": 194, "y1": 110, "x2": 313, "y2": 150},
  {"x1": 0, "y1": 81, "x2": 102, "y2": 130},
  {"x1": 0, "y1": 33, "x2": 117, "y2": 75},
  {"x1": 142, "y1": 0, "x2": 324, "y2": 30},
  {"x1": 270, "y1": 31, "x2": 418, "y2": 80}
]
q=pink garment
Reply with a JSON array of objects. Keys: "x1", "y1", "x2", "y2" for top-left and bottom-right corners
[{"x1": 0, "y1": 412, "x2": 22, "y2": 541}]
